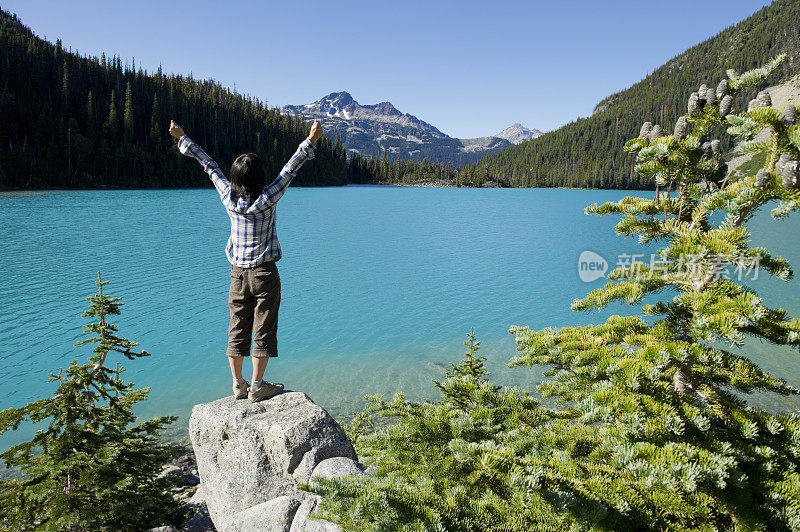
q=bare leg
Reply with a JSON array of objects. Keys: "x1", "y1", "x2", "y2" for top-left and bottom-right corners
[
  {"x1": 229, "y1": 356, "x2": 245, "y2": 380},
  {"x1": 253, "y1": 356, "x2": 269, "y2": 382}
]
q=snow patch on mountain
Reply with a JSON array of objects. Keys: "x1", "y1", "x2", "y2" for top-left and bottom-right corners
[{"x1": 494, "y1": 123, "x2": 543, "y2": 145}]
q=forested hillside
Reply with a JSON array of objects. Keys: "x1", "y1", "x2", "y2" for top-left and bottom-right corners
[
  {"x1": 0, "y1": 9, "x2": 372, "y2": 188},
  {"x1": 467, "y1": 0, "x2": 800, "y2": 189},
  {"x1": 4, "y1": 0, "x2": 798, "y2": 191}
]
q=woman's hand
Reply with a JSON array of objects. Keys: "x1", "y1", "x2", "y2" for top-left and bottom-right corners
[
  {"x1": 169, "y1": 120, "x2": 185, "y2": 139},
  {"x1": 308, "y1": 119, "x2": 323, "y2": 144}
]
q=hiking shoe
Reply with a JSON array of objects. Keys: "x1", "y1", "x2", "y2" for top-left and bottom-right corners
[
  {"x1": 249, "y1": 381, "x2": 284, "y2": 402},
  {"x1": 233, "y1": 379, "x2": 250, "y2": 400}
]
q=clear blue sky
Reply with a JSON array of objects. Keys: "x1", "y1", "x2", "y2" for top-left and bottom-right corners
[{"x1": 3, "y1": 0, "x2": 772, "y2": 138}]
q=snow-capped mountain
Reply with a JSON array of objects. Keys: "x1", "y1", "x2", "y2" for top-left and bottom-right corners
[
  {"x1": 494, "y1": 123, "x2": 543, "y2": 145},
  {"x1": 286, "y1": 92, "x2": 447, "y2": 137},
  {"x1": 282, "y1": 92, "x2": 538, "y2": 166}
]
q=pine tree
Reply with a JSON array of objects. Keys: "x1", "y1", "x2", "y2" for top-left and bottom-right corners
[
  {"x1": 508, "y1": 55, "x2": 800, "y2": 530},
  {"x1": 310, "y1": 331, "x2": 565, "y2": 531},
  {"x1": 104, "y1": 89, "x2": 117, "y2": 139},
  {"x1": 0, "y1": 273, "x2": 181, "y2": 530},
  {"x1": 313, "y1": 57, "x2": 800, "y2": 531},
  {"x1": 86, "y1": 90, "x2": 95, "y2": 129},
  {"x1": 60, "y1": 60, "x2": 69, "y2": 116},
  {"x1": 123, "y1": 81, "x2": 134, "y2": 141},
  {"x1": 150, "y1": 92, "x2": 161, "y2": 143}
]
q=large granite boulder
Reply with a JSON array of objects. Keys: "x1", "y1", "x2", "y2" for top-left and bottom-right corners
[
  {"x1": 286, "y1": 457, "x2": 366, "y2": 532},
  {"x1": 223, "y1": 496, "x2": 301, "y2": 532},
  {"x1": 189, "y1": 391, "x2": 356, "y2": 531},
  {"x1": 288, "y1": 493, "x2": 342, "y2": 532},
  {"x1": 308, "y1": 457, "x2": 365, "y2": 488}
]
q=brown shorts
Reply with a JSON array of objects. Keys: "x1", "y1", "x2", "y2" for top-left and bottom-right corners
[{"x1": 227, "y1": 260, "x2": 281, "y2": 358}]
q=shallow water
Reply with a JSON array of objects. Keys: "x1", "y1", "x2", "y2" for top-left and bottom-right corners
[{"x1": 1, "y1": 186, "x2": 798, "y2": 449}]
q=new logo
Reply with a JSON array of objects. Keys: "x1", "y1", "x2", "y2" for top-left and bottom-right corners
[{"x1": 578, "y1": 251, "x2": 608, "y2": 282}]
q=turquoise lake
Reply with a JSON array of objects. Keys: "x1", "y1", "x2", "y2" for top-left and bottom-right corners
[{"x1": 1, "y1": 186, "x2": 798, "y2": 449}]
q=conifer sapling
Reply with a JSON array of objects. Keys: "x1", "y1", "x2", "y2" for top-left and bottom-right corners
[{"x1": 0, "y1": 273, "x2": 181, "y2": 531}]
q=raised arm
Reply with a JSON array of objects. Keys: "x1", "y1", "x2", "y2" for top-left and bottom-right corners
[
  {"x1": 169, "y1": 120, "x2": 230, "y2": 201},
  {"x1": 252, "y1": 120, "x2": 323, "y2": 210}
]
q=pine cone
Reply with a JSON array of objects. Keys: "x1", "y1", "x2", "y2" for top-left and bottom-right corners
[
  {"x1": 755, "y1": 169, "x2": 770, "y2": 190},
  {"x1": 748, "y1": 99, "x2": 760, "y2": 112},
  {"x1": 698, "y1": 84, "x2": 709, "y2": 96},
  {"x1": 705, "y1": 88, "x2": 716, "y2": 105},
  {"x1": 781, "y1": 159, "x2": 798, "y2": 190},
  {"x1": 650, "y1": 125, "x2": 662, "y2": 140},
  {"x1": 702, "y1": 141, "x2": 712, "y2": 155},
  {"x1": 777, "y1": 153, "x2": 791, "y2": 177},
  {"x1": 688, "y1": 93, "x2": 700, "y2": 115},
  {"x1": 719, "y1": 95, "x2": 733, "y2": 117},
  {"x1": 756, "y1": 90, "x2": 772, "y2": 108},
  {"x1": 784, "y1": 105, "x2": 797, "y2": 125},
  {"x1": 716, "y1": 79, "x2": 729, "y2": 98},
  {"x1": 674, "y1": 116, "x2": 688, "y2": 140},
  {"x1": 710, "y1": 139, "x2": 721, "y2": 154},
  {"x1": 673, "y1": 368, "x2": 695, "y2": 396},
  {"x1": 639, "y1": 122, "x2": 653, "y2": 139}
]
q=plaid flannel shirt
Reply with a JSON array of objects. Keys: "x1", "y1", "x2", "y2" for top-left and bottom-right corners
[{"x1": 179, "y1": 135, "x2": 315, "y2": 267}]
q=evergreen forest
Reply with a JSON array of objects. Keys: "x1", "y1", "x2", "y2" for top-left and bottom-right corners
[
  {"x1": 0, "y1": 8, "x2": 369, "y2": 189},
  {"x1": 467, "y1": 0, "x2": 800, "y2": 189}
]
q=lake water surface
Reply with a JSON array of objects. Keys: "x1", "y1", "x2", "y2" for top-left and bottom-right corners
[{"x1": 1, "y1": 186, "x2": 798, "y2": 448}]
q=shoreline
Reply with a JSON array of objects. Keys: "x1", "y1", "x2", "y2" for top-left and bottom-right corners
[{"x1": 0, "y1": 183, "x2": 658, "y2": 192}]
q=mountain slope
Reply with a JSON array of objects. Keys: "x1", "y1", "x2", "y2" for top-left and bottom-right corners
[
  {"x1": 469, "y1": 0, "x2": 800, "y2": 189},
  {"x1": 282, "y1": 92, "x2": 517, "y2": 166},
  {"x1": 0, "y1": 9, "x2": 358, "y2": 188}
]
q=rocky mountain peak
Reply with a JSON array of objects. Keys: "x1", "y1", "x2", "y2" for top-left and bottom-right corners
[
  {"x1": 322, "y1": 91, "x2": 355, "y2": 106},
  {"x1": 281, "y1": 92, "x2": 540, "y2": 165},
  {"x1": 495, "y1": 123, "x2": 543, "y2": 145},
  {"x1": 370, "y1": 101, "x2": 401, "y2": 116}
]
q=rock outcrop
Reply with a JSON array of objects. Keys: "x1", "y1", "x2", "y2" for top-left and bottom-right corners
[{"x1": 189, "y1": 391, "x2": 363, "y2": 532}]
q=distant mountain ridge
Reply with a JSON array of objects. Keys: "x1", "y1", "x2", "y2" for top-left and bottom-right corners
[
  {"x1": 282, "y1": 92, "x2": 538, "y2": 166},
  {"x1": 289, "y1": 92, "x2": 447, "y2": 137}
]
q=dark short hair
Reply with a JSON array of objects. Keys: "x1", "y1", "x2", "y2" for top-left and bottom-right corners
[{"x1": 230, "y1": 153, "x2": 267, "y2": 204}]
